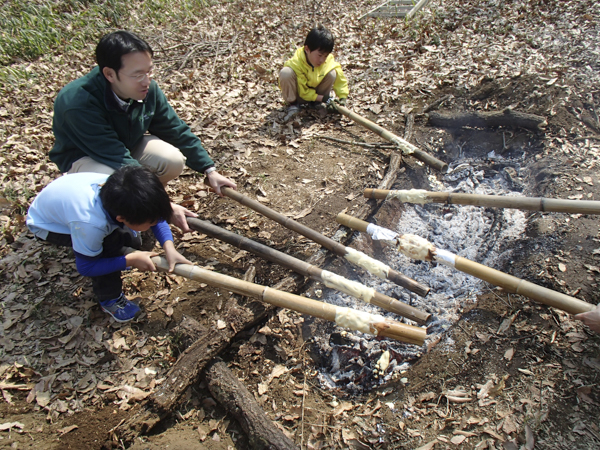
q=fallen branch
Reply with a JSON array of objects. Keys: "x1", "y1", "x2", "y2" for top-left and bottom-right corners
[
  {"x1": 317, "y1": 136, "x2": 396, "y2": 149},
  {"x1": 206, "y1": 360, "x2": 300, "y2": 450},
  {"x1": 423, "y1": 94, "x2": 454, "y2": 113},
  {"x1": 428, "y1": 108, "x2": 547, "y2": 131},
  {"x1": 574, "y1": 135, "x2": 600, "y2": 142}
]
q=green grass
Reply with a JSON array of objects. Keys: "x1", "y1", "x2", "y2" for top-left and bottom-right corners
[{"x1": 0, "y1": 0, "x2": 212, "y2": 66}]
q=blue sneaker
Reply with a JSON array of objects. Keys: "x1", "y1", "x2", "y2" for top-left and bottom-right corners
[{"x1": 99, "y1": 293, "x2": 141, "y2": 323}]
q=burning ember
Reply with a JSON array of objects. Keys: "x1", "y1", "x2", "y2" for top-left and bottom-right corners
[{"x1": 313, "y1": 157, "x2": 529, "y2": 391}]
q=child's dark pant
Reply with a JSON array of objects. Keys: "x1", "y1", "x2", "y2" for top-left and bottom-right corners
[{"x1": 44, "y1": 228, "x2": 141, "y2": 302}]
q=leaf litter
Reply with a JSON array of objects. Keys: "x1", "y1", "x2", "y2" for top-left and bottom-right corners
[{"x1": 1, "y1": 0, "x2": 600, "y2": 448}]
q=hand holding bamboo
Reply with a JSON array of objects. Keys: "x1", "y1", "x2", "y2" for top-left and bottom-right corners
[
  {"x1": 336, "y1": 213, "x2": 595, "y2": 315},
  {"x1": 151, "y1": 256, "x2": 427, "y2": 345},
  {"x1": 186, "y1": 217, "x2": 430, "y2": 324},
  {"x1": 364, "y1": 188, "x2": 600, "y2": 215}
]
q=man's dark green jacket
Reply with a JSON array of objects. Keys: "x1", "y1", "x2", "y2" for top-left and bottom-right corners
[{"x1": 50, "y1": 66, "x2": 214, "y2": 173}]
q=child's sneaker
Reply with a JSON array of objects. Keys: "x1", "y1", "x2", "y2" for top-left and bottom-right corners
[
  {"x1": 284, "y1": 104, "x2": 301, "y2": 122},
  {"x1": 100, "y1": 293, "x2": 141, "y2": 323}
]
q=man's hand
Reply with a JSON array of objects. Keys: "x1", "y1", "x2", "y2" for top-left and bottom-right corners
[
  {"x1": 170, "y1": 202, "x2": 198, "y2": 232},
  {"x1": 206, "y1": 170, "x2": 237, "y2": 196},
  {"x1": 163, "y1": 240, "x2": 193, "y2": 272},
  {"x1": 574, "y1": 303, "x2": 600, "y2": 333},
  {"x1": 125, "y1": 251, "x2": 159, "y2": 271},
  {"x1": 338, "y1": 97, "x2": 347, "y2": 107}
]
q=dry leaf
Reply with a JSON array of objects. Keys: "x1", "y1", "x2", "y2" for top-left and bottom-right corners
[
  {"x1": 58, "y1": 425, "x2": 78, "y2": 435},
  {"x1": 0, "y1": 421, "x2": 24, "y2": 432},
  {"x1": 415, "y1": 441, "x2": 437, "y2": 450},
  {"x1": 502, "y1": 416, "x2": 518, "y2": 435},
  {"x1": 451, "y1": 435, "x2": 466, "y2": 444},
  {"x1": 332, "y1": 401, "x2": 354, "y2": 416},
  {"x1": 257, "y1": 383, "x2": 268, "y2": 396}
]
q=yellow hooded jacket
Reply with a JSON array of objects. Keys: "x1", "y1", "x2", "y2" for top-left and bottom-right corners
[{"x1": 283, "y1": 47, "x2": 349, "y2": 102}]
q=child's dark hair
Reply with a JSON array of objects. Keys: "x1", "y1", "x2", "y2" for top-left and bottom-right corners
[
  {"x1": 96, "y1": 31, "x2": 153, "y2": 77},
  {"x1": 100, "y1": 165, "x2": 172, "y2": 225},
  {"x1": 304, "y1": 26, "x2": 335, "y2": 53}
]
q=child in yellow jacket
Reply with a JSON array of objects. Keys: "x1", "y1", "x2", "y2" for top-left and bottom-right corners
[{"x1": 279, "y1": 26, "x2": 349, "y2": 121}]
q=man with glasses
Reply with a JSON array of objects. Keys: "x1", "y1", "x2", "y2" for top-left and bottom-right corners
[{"x1": 50, "y1": 31, "x2": 235, "y2": 231}]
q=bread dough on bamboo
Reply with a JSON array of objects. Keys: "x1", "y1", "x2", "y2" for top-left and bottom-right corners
[
  {"x1": 335, "y1": 307, "x2": 386, "y2": 335},
  {"x1": 386, "y1": 189, "x2": 432, "y2": 204},
  {"x1": 344, "y1": 247, "x2": 390, "y2": 279},
  {"x1": 321, "y1": 270, "x2": 375, "y2": 303},
  {"x1": 397, "y1": 234, "x2": 435, "y2": 261}
]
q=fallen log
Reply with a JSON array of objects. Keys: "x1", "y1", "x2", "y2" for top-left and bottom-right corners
[
  {"x1": 222, "y1": 186, "x2": 430, "y2": 298},
  {"x1": 332, "y1": 102, "x2": 449, "y2": 173},
  {"x1": 428, "y1": 108, "x2": 547, "y2": 131},
  {"x1": 206, "y1": 359, "x2": 300, "y2": 450},
  {"x1": 114, "y1": 268, "x2": 290, "y2": 446},
  {"x1": 364, "y1": 188, "x2": 600, "y2": 215},
  {"x1": 336, "y1": 213, "x2": 596, "y2": 315},
  {"x1": 187, "y1": 217, "x2": 430, "y2": 324}
]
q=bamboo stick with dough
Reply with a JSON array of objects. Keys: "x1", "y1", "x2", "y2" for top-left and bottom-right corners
[{"x1": 336, "y1": 213, "x2": 595, "y2": 315}]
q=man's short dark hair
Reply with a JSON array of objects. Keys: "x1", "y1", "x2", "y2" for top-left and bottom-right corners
[
  {"x1": 304, "y1": 26, "x2": 335, "y2": 53},
  {"x1": 100, "y1": 166, "x2": 172, "y2": 225},
  {"x1": 96, "y1": 31, "x2": 153, "y2": 75}
]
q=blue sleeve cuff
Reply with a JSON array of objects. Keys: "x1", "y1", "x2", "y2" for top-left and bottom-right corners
[
  {"x1": 74, "y1": 252, "x2": 127, "y2": 277},
  {"x1": 152, "y1": 220, "x2": 173, "y2": 246}
]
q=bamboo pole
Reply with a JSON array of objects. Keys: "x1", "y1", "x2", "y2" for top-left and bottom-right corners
[
  {"x1": 336, "y1": 213, "x2": 595, "y2": 315},
  {"x1": 186, "y1": 218, "x2": 430, "y2": 324},
  {"x1": 332, "y1": 103, "x2": 449, "y2": 173},
  {"x1": 151, "y1": 257, "x2": 427, "y2": 345},
  {"x1": 221, "y1": 187, "x2": 430, "y2": 297},
  {"x1": 364, "y1": 188, "x2": 600, "y2": 215}
]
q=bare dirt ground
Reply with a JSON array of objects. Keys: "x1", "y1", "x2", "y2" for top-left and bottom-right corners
[{"x1": 1, "y1": 0, "x2": 600, "y2": 449}]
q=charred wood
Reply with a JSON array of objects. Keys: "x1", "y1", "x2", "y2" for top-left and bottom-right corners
[
  {"x1": 428, "y1": 108, "x2": 547, "y2": 131},
  {"x1": 206, "y1": 360, "x2": 300, "y2": 450}
]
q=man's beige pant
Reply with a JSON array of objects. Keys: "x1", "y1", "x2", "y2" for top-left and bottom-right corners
[
  {"x1": 279, "y1": 67, "x2": 337, "y2": 104},
  {"x1": 68, "y1": 135, "x2": 186, "y2": 185}
]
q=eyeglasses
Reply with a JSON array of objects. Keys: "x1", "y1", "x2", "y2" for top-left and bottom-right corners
[{"x1": 121, "y1": 67, "x2": 154, "y2": 83}]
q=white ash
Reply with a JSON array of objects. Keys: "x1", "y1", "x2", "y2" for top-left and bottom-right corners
[{"x1": 313, "y1": 158, "x2": 529, "y2": 391}]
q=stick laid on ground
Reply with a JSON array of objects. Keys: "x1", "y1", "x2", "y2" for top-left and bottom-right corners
[
  {"x1": 187, "y1": 218, "x2": 430, "y2": 324},
  {"x1": 364, "y1": 188, "x2": 600, "y2": 215},
  {"x1": 221, "y1": 187, "x2": 430, "y2": 298},
  {"x1": 152, "y1": 257, "x2": 427, "y2": 345},
  {"x1": 332, "y1": 102, "x2": 448, "y2": 173},
  {"x1": 336, "y1": 213, "x2": 595, "y2": 315}
]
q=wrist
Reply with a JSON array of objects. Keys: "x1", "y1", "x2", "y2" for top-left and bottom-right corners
[{"x1": 204, "y1": 166, "x2": 217, "y2": 175}]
